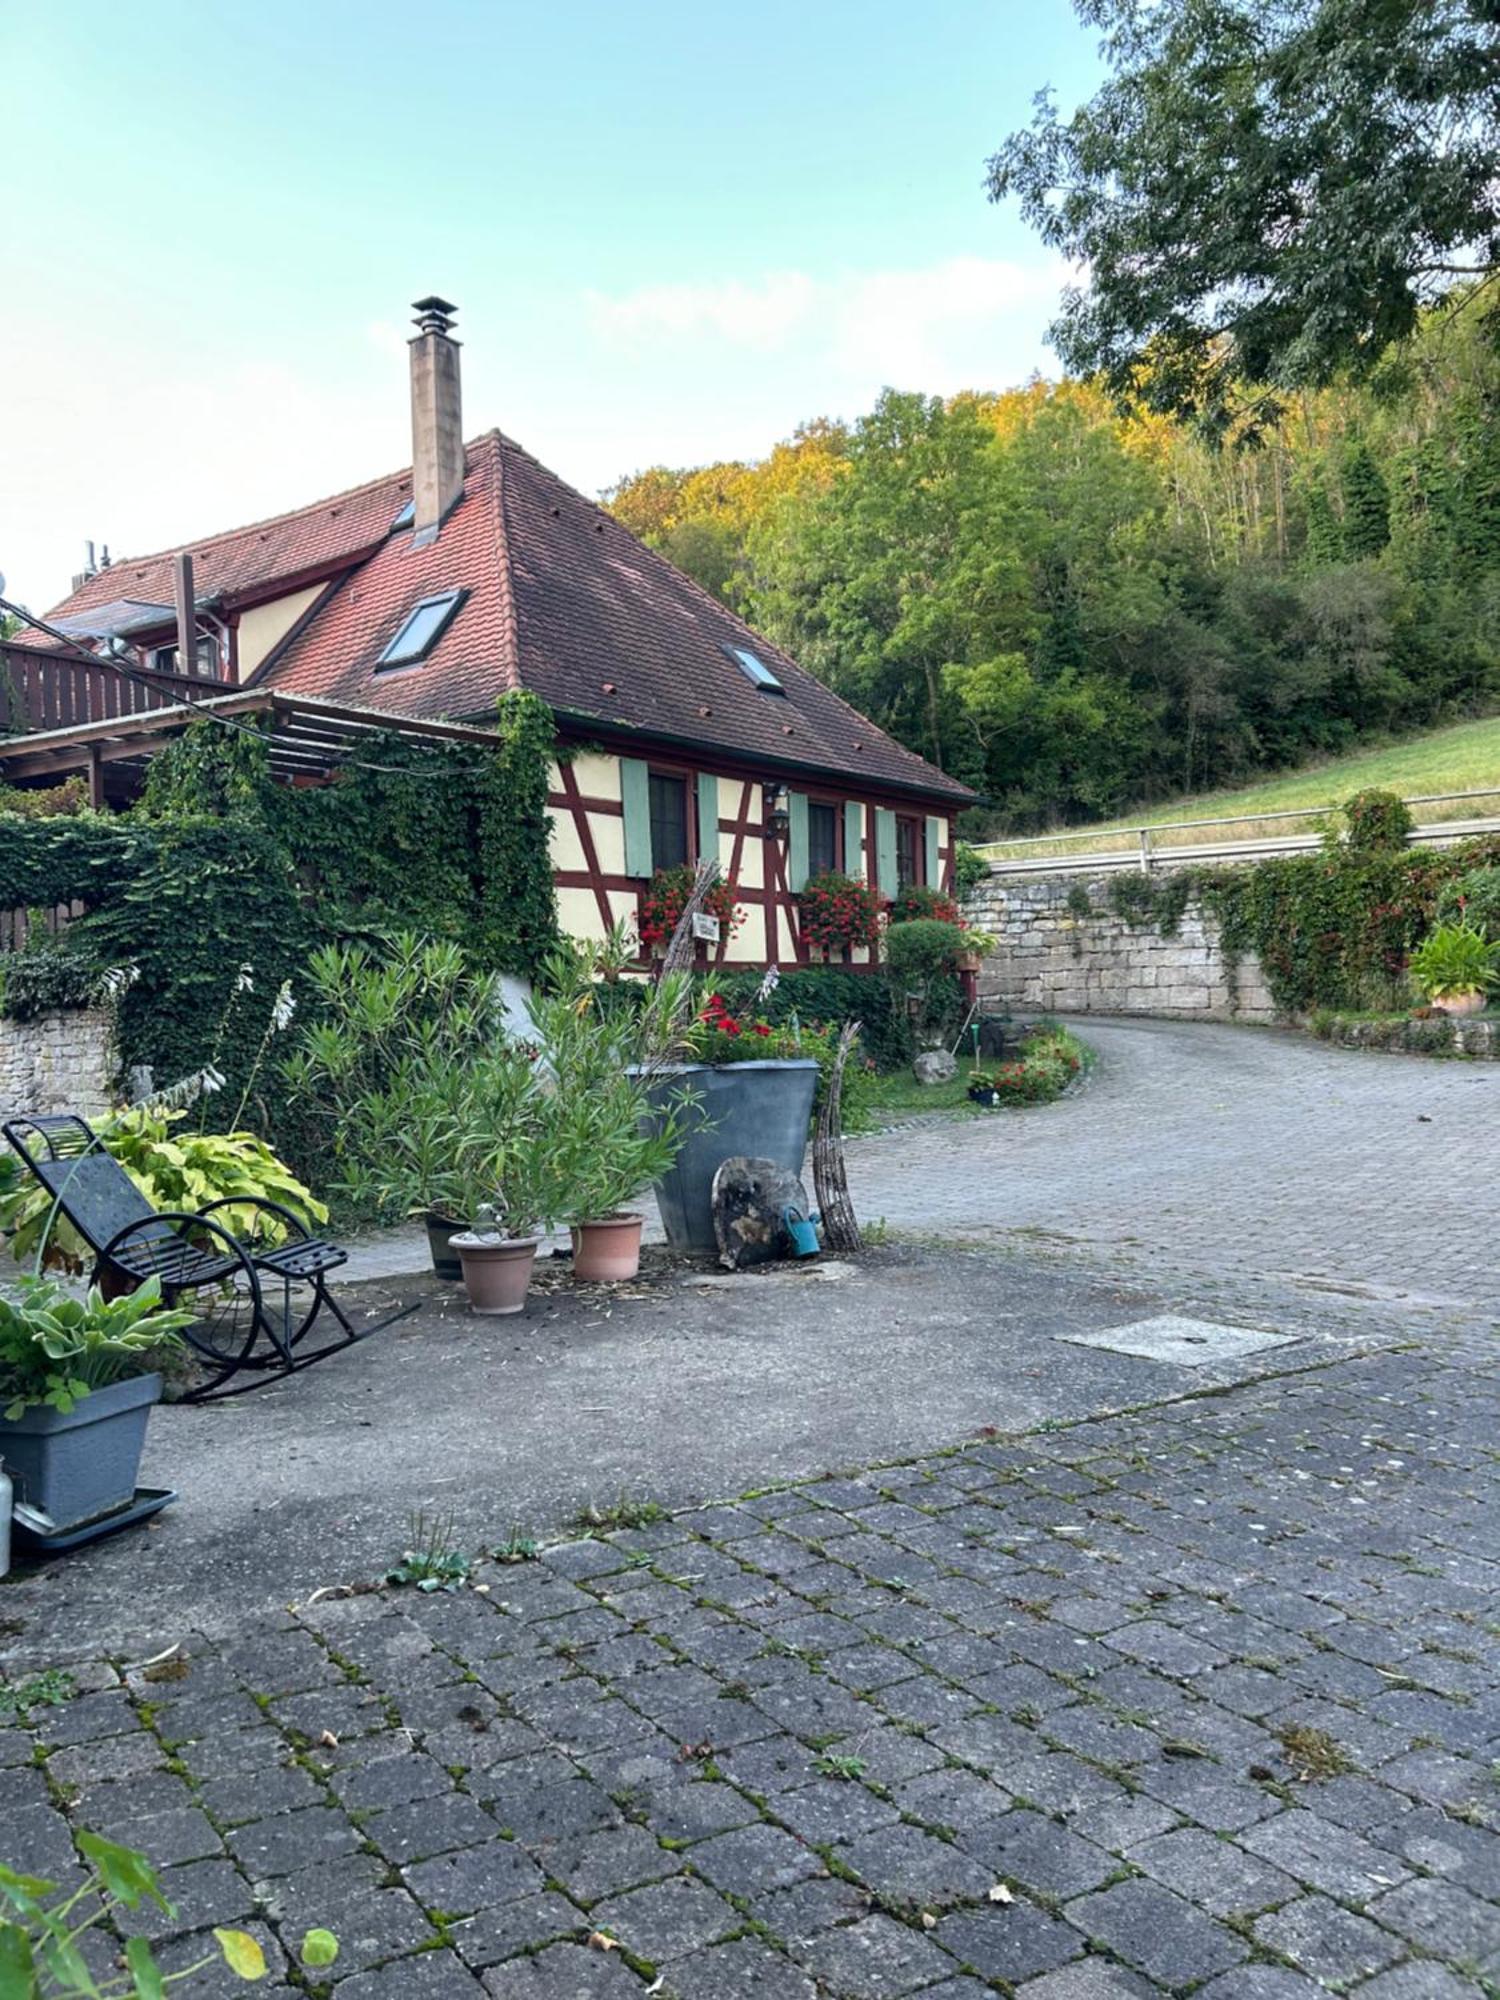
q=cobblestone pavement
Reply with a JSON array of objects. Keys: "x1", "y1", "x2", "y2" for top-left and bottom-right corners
[
  {"x1": 9, "y1": 1330, "x2": 1499, "y2": 1997},
  {"x1": 846, "y1": 1017, "x2": 1500, "y2": 1315}
]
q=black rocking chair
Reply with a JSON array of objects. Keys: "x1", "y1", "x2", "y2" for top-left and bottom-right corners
[{"x1": 3, "y1": 1114, "x2": 365, "y2": 1403}]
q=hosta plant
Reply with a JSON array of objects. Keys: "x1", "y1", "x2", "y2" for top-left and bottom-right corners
[
  {"x1": 0, "y1": 1277, "x2": 195, "y2": 1420},
  {"x1": 0, "y1": 1109, "x2": 324, "y2": 1276},
  {"x1": 1407, "y1": 922, "x2": 1499, "y2": 1005},
  {"x1": 0, "y1": 1828, "x2": 337, "y2": 1994}
]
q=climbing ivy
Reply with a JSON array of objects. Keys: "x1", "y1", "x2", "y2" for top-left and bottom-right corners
[
  {"x1": 1101, "y1": 832, "x2": 1500, "y2": 1016},
  {"x1": 1107, "y1": 870, "x2": 1192, "y2": 937},
  {"x1": 0, "y1": 695, "x2": 559, "y2": 1124}
]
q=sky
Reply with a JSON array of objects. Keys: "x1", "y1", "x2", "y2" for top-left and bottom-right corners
[{"x1": 0, "y1": 1, "x2": 1100, "y2": 612}]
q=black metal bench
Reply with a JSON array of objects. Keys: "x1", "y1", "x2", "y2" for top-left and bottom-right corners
[{"x1": 3, "y1": 1113, "x2": 366, "y2": 1402}]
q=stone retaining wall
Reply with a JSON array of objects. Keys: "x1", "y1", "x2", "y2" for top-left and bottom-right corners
[
  {"x1": 1313, "y1": 1013, "x2": 1499, "y2": 1059},
  {"x1": 0, "y1": 1008, "x2": 116, "y2": 1120},
  {"x1": 964, "y1": 872, "x2": 1277, "y2": 1023}
]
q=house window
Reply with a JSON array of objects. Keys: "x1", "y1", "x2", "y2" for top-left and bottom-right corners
[
  {"x1": 896, "y1": 815, "x2": 922, "y2": 889},
  {"x1": 721, "y1": 642, "x2": 785, "y2": 693},
  {"x1": 152, "y1": 637, "x2": 218, "y2": 677},
  {"x1": 377, "y1": 589, "x2": 465, "y2": 670},
  {"x1": 807, "y1": 801, "x2": 838, "y2": 878},
  {"x1": 649, "y1": 772, "x2": 689, "y2": 871}
]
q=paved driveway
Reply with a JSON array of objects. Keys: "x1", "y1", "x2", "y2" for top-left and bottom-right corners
[{"x1": 848, "y1": 1017, "x2": 1499, "y2": 1314}]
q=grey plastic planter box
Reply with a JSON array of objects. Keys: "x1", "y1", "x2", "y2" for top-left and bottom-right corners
[
  {"x1": 0, "y1": 1374, "x2": 162, "y2": 1533},
  {"x1": 634, "y1": 1059, "x2": 819, "y2": 1254}
]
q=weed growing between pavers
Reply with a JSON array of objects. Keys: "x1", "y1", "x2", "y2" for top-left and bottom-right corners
[{"x1": 0, "y1": 1666, "x2": 74, "y2": 1722}]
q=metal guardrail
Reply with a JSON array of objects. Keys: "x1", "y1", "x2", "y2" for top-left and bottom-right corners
[{"x1": 977, "y1": 785, "x2": 1500, "y2": 878}]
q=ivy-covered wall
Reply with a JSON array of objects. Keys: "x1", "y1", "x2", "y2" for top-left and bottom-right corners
[
  {"x1": 967, "y1": 831, "x2": 1500, "y2": 1023},
  {"x1": 0, "y1": 694, "x2": 559, "y2": 1124}
]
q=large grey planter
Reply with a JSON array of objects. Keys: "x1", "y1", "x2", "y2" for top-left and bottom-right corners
[
  {"x1": 0, "y1": 1373, "x2": 161, "y2": 1533},
  {"x1": 635, "y1": 1060, "x2": 819, "y2": 1254}
]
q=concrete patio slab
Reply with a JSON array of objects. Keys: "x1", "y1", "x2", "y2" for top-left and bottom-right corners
[
  {"x1": 1061, "y1": 1315, "x2": 1295, "y2": 1367},
  {"x1": 0, "y1": 1244, "x2": 1371, "y2": 1664}
]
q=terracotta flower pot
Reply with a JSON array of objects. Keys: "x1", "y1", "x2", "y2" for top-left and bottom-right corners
[
  {"x1": 956, "y1": 951, "x2": 983, "y2": 974},
  {"x1": 1432, "y1": 989, "x2": 1486, "y2": 1017},
  {"x1": 450, "y1": 1233, "x2": 541, "y2": 1315},
  {"x1": 571, "y1": 1213, "x2": 644, "y2": 1282}
]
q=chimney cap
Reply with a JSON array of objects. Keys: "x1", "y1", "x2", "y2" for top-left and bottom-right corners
[{"x1": 412, "y1": 295, "x2": 458, "y2": 336}]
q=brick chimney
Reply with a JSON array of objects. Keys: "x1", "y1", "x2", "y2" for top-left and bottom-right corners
[{"x1": 409, "y1": 296, "x2": 464, "y2": 546}]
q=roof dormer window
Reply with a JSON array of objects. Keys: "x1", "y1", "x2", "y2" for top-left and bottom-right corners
[
  {"x1": 722, "y1": 642, "x2": 784, "y2": 693},
  {"x1": 377, "y1": 589, "x2": 465, "y2": 670}
]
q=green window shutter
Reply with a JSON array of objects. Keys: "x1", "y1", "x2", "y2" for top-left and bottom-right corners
[
  {"x1": 875, "y1": 808, "x2": 898, "y2": 893},
  {"x1": 925, "y1": 815, "x2": 942, "y2": 887},
  {"x1": 843, "y1": 801, "x2": 864, "y2": 879},
  {"x1": 620, "y1": 758, "x2": 652, "y2": 877},
  {"x1": 787, "y1": 791, "x2": 810, "y2": 892},
  {"x1": 696, "y1": 773, "x2": 720, "y2": 868}
]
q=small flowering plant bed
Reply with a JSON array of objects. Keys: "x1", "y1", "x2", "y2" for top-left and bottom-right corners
[
  {"x1": 797, "y1": 872, "x2": 887, "y2": 958},
  {"x1": 967, "y1": 1024, "x2": 1092, "y2": 1107},
  {"x1": 688, "y1": 991, "x2": 799, "y2": 1059},
  {"x1": 639, "y1": 867, "x2": 743, "y2": 954},
  {"x1": 684, "y1": 991, "x2": 875, "y2": 1125}
]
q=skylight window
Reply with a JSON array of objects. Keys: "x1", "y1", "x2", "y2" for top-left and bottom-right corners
[
  {"x1": 377, "y1": 589, "x2": 465, "y2": 670},
  {"x1": 723, "y1": 642, "x2": 784, "y2": 692},
  {"x1": 390, "y1": 500, "x2": 415, "y2": 530}
]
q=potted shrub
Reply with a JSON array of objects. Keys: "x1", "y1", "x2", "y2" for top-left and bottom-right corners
[
  {"x1": 955, "y1": 928, "x2": 993, "y2": 976},
  {"x1": 0, "y1": 1277, "x2": 194, "y2": 1532},
  {"x1": 446, "y1": 1054, "x2": 562, "y2": 1315},
  {"x1": 450, "y1": 1202, "x2": 548, "y2": 1316},
  {"x1": 528, "y1": 937, "x2": 695, "y2": 1282},
  {"x1": 885, "y1": 918, "x2": 966, "y2": 1052},
  {"x1": 1408, "y1": 921, "x2": 1499, "y2": 1016},
  {"x1": 283, "y1": 935, "x2": 514, "y2": 1274}
]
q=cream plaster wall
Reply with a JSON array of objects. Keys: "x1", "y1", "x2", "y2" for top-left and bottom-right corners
[
  {"x1": 548, "y1": 809, "x2": 589, "y2": 874},
  {"x1": 555, "y1": 886, "x2": 606, "y2": 941},
  {"x1": 590, "y1": 812, "x2": 627, "y2": 877},
  {"x1": 568, "y1": 753, "x2": 622, "y2": 800},
  {"x1": 236, "y1": 585, "x2": 325, "y2": 675}
]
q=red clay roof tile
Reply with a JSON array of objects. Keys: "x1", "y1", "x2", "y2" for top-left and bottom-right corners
[{"x1": 41, "y1": 431, "x2": 971, "y2": 804}]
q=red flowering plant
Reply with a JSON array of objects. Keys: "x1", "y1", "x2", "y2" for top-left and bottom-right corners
[
  {"x1": 797, "y1": 871, "x2": 887, "y2": 957},
  {"x1": 638, "y1": 867, "x2": 743, "y2": 954},
  {"x1": 685, "y1": 982, "x2": 877, "y2": 1128},
  {"x1": 687, "y1": 989, "x2": 800, "y2": 1062},
  {"x1": 889, "y1": 883, "x2": 961, "y2": 927},
  {"x1": 967, "y1": 1025, "x2": 1089, "y2": 1106}
]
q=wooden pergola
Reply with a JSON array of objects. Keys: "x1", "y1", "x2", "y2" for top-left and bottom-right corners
[{"x1": 0, "y1": 689, "x2": 508, "y2": 807}]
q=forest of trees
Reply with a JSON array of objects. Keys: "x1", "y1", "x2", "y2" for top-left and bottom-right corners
[{"x1": 605, "y1": 310, "x2": 1500, "y2": 834}]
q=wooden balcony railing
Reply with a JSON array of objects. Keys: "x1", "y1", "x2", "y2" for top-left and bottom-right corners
[{"x1": 0, "y1": 641, "x2": 227, "y2": 738}]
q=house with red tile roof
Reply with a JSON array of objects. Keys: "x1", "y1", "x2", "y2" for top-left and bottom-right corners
[{"x1": 0, "y1": 301, "x2": 972, "y2": 970}]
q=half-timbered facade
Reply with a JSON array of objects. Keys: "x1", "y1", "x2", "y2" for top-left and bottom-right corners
[{"x1": 4, "y1": 300, "x2": 971, "y2": 968}]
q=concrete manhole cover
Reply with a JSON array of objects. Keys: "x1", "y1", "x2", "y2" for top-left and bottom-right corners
[{"x1": 1062, "y1": 1315, "x2": 1294, "y2": 1366}]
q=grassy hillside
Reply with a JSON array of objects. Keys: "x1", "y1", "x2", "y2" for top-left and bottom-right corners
[{"x1": 977, "y1": 714, "x2": 1500, "y2": 861}]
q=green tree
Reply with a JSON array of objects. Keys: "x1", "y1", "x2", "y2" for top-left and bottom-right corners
[
  {"x1": 987, "y1": 0, "x2": 1500, "y2": 430},
  {"x1": 1340, "y1": 441, "x2": 1391, "y2": 559}
]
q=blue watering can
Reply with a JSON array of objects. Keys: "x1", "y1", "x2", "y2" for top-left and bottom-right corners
[{"x1": 782, "y1": 1206, "x2": 822, "y2": 1258}]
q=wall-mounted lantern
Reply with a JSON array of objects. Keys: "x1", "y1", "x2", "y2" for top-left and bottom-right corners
[{"x1": 763, "y1": 783, "x2": 791, "y2": 839}]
